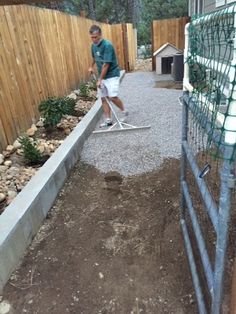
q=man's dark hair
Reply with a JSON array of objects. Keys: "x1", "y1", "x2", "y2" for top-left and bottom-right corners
[{"x1": 89, "y1": 25, "x2": 102, "y2": 34}]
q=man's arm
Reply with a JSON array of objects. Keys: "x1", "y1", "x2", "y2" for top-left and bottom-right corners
[
  {"x1": 97, "y1": 63, "x2": 110, "y2": 87},
  {"x1": 88, "y1": 59, "x2": 96, "y2": 74}
]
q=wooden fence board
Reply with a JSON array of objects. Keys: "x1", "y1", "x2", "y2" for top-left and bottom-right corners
[
  {"x1": 28, "y1": 6, "x2": 50, "y2": 99},
  {"x1": 10, "y1": 6, "x2": 41, "y2": 116},
  {"x1": 23, "y1": 6, "x2": 48, "y2": 102},
  {"x1": 0, "y1": 7, "x2": 26, "y2": 136},
  {"x1": 126, "y1": 23, "x2": 136, "y2": 71},
  {"x1": 112, "y1": 24, "x2": 125, "y2": 70},
  {"x1": 0, "y1": 117, "x2": 7, "y2": 151}
]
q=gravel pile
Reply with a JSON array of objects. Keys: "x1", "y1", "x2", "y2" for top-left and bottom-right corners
[{"x1": 81, "y1": 72, "x2": 182, "y2": 176}]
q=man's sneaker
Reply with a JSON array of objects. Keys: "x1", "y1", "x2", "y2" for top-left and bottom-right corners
[
  {"x1": 120, "y1": 110, "x2": 129, "y2": 123},
  {"x1": 99, "y1": 118, "x2": 112, "y2": 128}
]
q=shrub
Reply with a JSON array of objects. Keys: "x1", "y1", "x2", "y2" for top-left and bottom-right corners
[
  {"x1": 19, "y1": 135, "x2": 43, "y2": 163},
  {"x1": 141, "y1": 44, "x2": 152, "y2": 59},
  {"x1": 38, "y1": 97, "x2": 76, "y2": 128},
  {"x1": 79, "y1": 83, "x2": 91, "y2": 99},
  {"x1": 87, "y1": 78, "x2": 97, "y2": 91}
]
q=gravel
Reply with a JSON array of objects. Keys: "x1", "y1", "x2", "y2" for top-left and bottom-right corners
[{"x1": 81, "y1": 72, "x2": 182, "y2": 176}]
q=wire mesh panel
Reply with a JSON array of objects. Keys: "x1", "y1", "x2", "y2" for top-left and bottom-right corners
[
  {"x1": 181, "y1": 4, "x2": 236, "y2": 314},
  {"x1": 187, "y1": 6, "x2": 236, "y2": 161}
]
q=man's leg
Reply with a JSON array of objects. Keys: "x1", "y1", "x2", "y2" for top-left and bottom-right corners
[
  {"x1": 108, "y1": 96, "x2": 125, "y2": 112},
  {"x1": 101, "y1": 97, "x2": 111, "y2": 119},
  {"x1": 104, "y1": 78, "x2": 128, "y2": 123}
]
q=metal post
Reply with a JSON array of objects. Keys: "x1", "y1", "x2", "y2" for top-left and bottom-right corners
[
  {"x1": 181, "y1": 22, "x2": 190, "y2": 218},
  {"x1": 212, "y1": 11, "x2": 236, "y2": 312},
  {"x1": 180, "y1": 93, "x2": 188, "y2": 219},
  {"x1": 211, "y1": 148, "x2": 234, "y2": 314},
  {"x1": 181, "y1": 219, "x2": 207, "y2": 314}
]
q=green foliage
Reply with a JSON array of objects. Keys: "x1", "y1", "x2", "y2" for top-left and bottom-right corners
[
  {"x1": 38, "y1": 97, "x2": 76, "y2": 128},
  {"x1": 142, "y1": 44, "x2": 152, "y2": 59},
  {"x1": 87, "y1": 78, "x2": 97, "y2": 91},
  {"x1": 137, "y1": 23, "x2": 151, "y2": 46},
  {"x1": 79, "y1": 83, "x2": 91, "y2": 99},
  {"x1": 19, "y1": 135, "x2": 43, "y2": 163},
  {"x1": 36, "y1": 0, "x2": 188, "y2": 49}
]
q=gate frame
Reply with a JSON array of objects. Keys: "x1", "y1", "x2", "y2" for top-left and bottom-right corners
[{"x1": 181, "y1": 12, "x2": 236, "y2": 313}]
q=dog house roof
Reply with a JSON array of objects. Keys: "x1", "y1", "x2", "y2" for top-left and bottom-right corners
[{"x1": 153, "y1": 43, "x2": 182, "y2": 57}]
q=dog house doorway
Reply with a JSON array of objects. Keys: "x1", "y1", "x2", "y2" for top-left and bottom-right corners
[{"x1": 161, "y1": 56, "x2": 173, "y2": 74}]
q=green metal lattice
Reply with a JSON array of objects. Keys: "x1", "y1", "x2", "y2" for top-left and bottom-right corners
[{"x1": 186, "y1": 4, "x2": 236, "y2": 161}]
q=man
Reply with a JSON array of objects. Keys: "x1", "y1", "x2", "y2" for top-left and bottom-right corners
[{"x1": 88, "y1": 24, "x2": 128, "y2": 127}]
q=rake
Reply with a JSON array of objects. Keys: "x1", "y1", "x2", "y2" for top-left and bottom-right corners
[{"x1": 93, "y1": 97, "x2": 151, "y2": 134}]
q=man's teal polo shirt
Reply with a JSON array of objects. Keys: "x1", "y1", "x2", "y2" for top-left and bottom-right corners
[{"x1": 91, "y1": 39, "x2": 120, "y2": 79}]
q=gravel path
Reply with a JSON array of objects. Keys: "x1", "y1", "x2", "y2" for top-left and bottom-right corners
[{"x1": 81, "y1": 72, "x2": 182, "y2": 176}]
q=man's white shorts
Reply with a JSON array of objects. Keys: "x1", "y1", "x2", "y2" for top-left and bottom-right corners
[{"x1": 97, "y1": 76, "x2": 120, "y2": 98}]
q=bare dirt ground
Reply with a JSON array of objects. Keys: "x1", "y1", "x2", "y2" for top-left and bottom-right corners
[
  {"x1": 155, "y1": 81, "x2": 183, "y2": 90},
  {"x1": 1, "y1": 159, "x2": 198, "y2": 314}
]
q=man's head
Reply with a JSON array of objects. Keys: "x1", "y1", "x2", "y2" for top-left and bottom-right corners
[{"x1": 89, "y1": 25, "x2": 102, "y2": 45}]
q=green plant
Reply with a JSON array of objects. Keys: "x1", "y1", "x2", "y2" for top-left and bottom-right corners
[
  {"x1": 79, "y1": 83, "x2": 91, "y2": 99},
  {"x1": 19, "y1": 135, "x2": 43, "y2": 163},
  {"x1": 38, "y1": 97, "x2": 76, "y2": 128},
  {"x1": 141, "y1": 44, "x2": 152, "y2": 59},
  {"x1": 87, "y1": 79, "x2": 97, "y2": 91}
]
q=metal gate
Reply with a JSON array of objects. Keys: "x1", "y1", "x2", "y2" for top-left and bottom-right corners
[{"x1": 181, "y1": 5, "x2": 236, "y2": 313}]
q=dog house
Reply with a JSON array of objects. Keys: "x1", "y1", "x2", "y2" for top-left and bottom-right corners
[{"x1": 153, "y1": 43, "x2": 182, "y2": 75}]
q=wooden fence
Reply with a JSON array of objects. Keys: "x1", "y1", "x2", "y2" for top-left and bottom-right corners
[
  {"x1": 125, "y1": 23, "x2": 137, "y2": 71},
  {"x1": 152, "y1": 16, "x2": 190, "y2": 70},
  {"x1": 0, "y1": 5, "x2": 136, "y2": 151}
]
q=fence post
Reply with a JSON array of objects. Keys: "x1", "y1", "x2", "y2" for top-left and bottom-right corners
[
  {"x1": 122, "y1": 23, "x2": 129, "y2": 72},
  {"x1": 211, "y1": 152, "x2": 234, "y2": 314},
  {"x1": 151, "y1": 21, "x2": 155, "y2": 71}
]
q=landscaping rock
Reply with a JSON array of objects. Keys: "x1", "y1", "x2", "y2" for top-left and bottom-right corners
[
  {"x1": 36, "y1": 118, "x2": 44, "y2": 127},
  {"x1": 2, "y1": 150, "x2": 11, "y2": 158},
  {"x1": 6, "y1": 145, "x2": 15, "y2": 153},
  {"x1": 0, "y1": 300, "x2": 11, "y2": 314},
  {"x1": 13, "y1": 139, "x2": 21, "y2": 149},
  {"x1": 26, "y1": 128, "x2": 36, "y2": 137},
  {"x1": 8, "y1": 167, "x2": 20, "y2": 176},
  {"x1": 0, "y1": 166, "x2": 7, "y2": 173},
  {"x1": 31, "y1": 124, "x2": 37, "y2": 132},
  {"x1": 67, "y1": 92, "x2": 77, "y2": 100},
  {"x1": 0, "y1": 185, "x2": 7, "y2": 194},
  {"x1": 7, "y1": 190, "x2": 17, "y2": 204},
  {"x1": 64, "y1": 128, "x2": 71, "y2": 135},
  {"x1": 0, "y1": 193, "x2": 6, "y2": 203},
  {"x1": 0, "y1": 154, "x2": 4, "y2": 165},
  {"x1": 57, "y1": 116, "x2": 79, "y2": 131},
  {"x1": 16, "y1": 149, "x2": 23, "y2": 156},
  {"x1": 4, "y1": 160, "x2": 12, "y2": 167},
  {"x1": 8, "y1": 190, "x2": 17, "y2": 199},
  {"x1": 37, "y1": 144, "x2": 45, "y2": 154}
]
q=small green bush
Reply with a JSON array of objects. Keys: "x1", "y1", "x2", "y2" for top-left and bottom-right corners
[
  {"x1": 19, "y1": 135, "x2": 43, "y2": 163},
  {"x1": 79, "y1": 83, "x2": 91, "y2": 99},
  {"x1": 142, "y1": 44, "x2": 151, "y2": 59},
  {"x1": 38, "y1": 97, "x2": 76, "y2": 128},
  {"x1": 87, "y1": 79, "x2": 97, "y2": 91}
]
